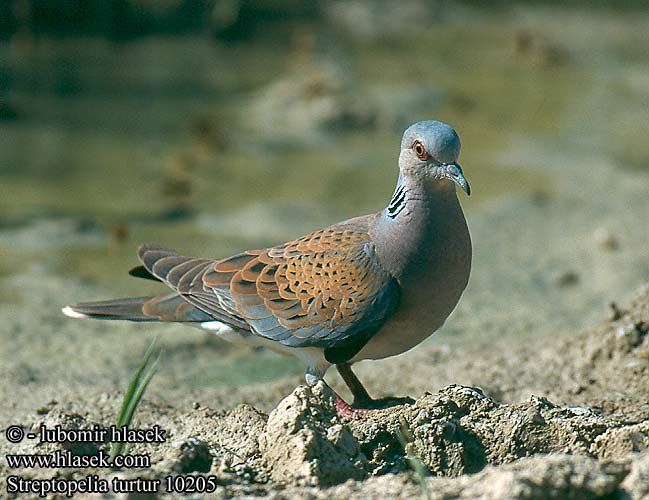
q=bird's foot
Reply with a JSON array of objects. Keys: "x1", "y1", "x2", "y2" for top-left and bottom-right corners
[
  {"x1": 335, "y1": 395, "x2": 374, "y2": 418},
  {"x1": 334, "y1": 394, "x2": 415, "y2": 418},
  {"x1": 332, "y1": 364, "x2": 414, "y2": 418}
]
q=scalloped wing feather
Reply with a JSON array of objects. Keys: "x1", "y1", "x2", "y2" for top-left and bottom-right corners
[
  {"x1": 137, "y1": 245, "x2": 250, "y2": 330},
  {"x1": 137, "y1": 215, "x2": 400, "y2": 349},
  {"x1": 204, "y1": 215, "x2": 400, "y2": 348}
]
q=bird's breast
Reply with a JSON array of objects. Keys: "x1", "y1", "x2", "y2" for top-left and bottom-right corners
[{"x1": 356, "y1": 202, "x2": 471, "y2": 361}]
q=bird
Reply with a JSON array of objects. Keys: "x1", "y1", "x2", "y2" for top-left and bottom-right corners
[{"x1": 63, "y1": 120, "x2": 472, "y2": 416}]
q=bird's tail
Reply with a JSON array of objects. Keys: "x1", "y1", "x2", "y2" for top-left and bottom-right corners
[{"x1": 62, "y1": 293, "x2": 211, "y2": 322}]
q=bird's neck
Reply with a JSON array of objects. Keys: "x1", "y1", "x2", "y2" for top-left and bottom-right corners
[{"x1": 373, "y1": 174, "x2": 465, "y2": 281}]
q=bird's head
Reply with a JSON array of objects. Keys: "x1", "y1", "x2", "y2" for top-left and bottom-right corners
[{"x1": 398, "y1": 120, "x2": 470, "y2": 196}]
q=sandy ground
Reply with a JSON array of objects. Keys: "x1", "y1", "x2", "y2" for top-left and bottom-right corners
[{"x1": 1, "y1": 129, "x2": 648, "y2": 499}]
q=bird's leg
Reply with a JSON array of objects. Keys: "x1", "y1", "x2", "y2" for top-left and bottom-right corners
[
  {"x1": 306, "y1": 365, "x2": 372, "y2": 418},
  {"x1": 336, "y1": 363, "x2": 373, "y2": 406},
  {"x1": 333, "y1": 363, "x2": 375, "y2": 418},
  {"x1": 335, "y1": 363, "x2": 415, "y2": 417},
  {"x1": 306, "y1": 364, "x2": 413, "y2": 418}
]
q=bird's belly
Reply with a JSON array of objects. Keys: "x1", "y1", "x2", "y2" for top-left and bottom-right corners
[
  {"x1": 352, "y1": 302, "x2": 451, "y2": 362},
  {"x1": 352, "y1": 255, "x2": 470, "y2": 362},
  {"x1": 358, "y1": 195, "x2": 472, "y2": 363}
]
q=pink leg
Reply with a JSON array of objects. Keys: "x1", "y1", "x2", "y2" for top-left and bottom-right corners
[
  {"x1": 333, "y1": 363, "x2": 415, "y2": 418},
  {"x1": 334, "y1": 392, "x2": 375, "y2": 418}
]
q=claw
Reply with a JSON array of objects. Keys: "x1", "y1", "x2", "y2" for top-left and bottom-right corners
[
  {"x1": 332, "y1": 363, "x2": 414, "y2": 418},
  {"x1": 335, "y1": 394, "x2": 374, "y2": 418},
  {"x1": 334, "y1": 393, "x2": 414, "y2": 418}
]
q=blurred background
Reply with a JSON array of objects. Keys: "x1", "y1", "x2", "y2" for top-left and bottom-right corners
[{"x1": 1, "y1": 0, "x2": 648, "y2": 398}]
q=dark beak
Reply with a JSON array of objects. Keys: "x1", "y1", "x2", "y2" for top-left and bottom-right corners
[{"x1": 445, "y1": 163, "x2": 471, "y2": 196}]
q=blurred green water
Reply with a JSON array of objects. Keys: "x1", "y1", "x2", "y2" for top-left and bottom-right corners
[
  {"x1": 1, "y1": 7, "x2": 647, "y2": 286},
  {"x1": 0, "y1": 7, "x2": 649, "y2": 291},
  {"x1": 1, "y1": 4, "x2": 648, "y2": 388},
  {"x1": 0, "y1": 23, "x2": 554, "y2": 285}
]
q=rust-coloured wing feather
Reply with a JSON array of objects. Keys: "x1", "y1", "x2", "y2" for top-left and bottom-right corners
[
  {"x1": 137, "y1": 215, "x2": 400, "y2": 350},
  {"x1": 203, "y1": 215, "x2": 400, "y2": 348},
  {"x1": 137, "y1": 245, "x2": 250, "y2": 330}
]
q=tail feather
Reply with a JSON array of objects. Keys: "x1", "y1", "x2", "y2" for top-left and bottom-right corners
[
  {"x1": 62, "y1": 294, "x2": 212, "y2": 322},
  {"x1": 128, "y1": 265, "x2": 161, "y2": 282},
  {"x1": 63, "y1": 296, "x2": 158, "y2": 321}
]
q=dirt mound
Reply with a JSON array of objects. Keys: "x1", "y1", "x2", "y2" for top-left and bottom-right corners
[
  {"x1": 7, "y1": 382, "x2": 648, "y2": 499},
  {"x1": 4, "y1": 285, "x2": 649, "y2": 499},
  {"x1": 260, "y1": 383, "x2": 619, "y2": 484}
]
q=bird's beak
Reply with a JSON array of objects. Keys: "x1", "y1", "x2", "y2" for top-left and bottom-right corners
[{"x1": 445, "y1": 163, "x2": 471, "y2": 196}]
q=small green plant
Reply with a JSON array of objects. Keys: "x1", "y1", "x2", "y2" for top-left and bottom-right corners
[
  {"x1": 396, "y1": 416, "x2": 431, "y2": 500},
  {"x1": 108, "y1": 338, "x2": 162, "y2": 463}
]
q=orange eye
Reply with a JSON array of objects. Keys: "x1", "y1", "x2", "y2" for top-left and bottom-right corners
[{"x1": 413, "y1": 141, "x2": 429, "y2": 160}]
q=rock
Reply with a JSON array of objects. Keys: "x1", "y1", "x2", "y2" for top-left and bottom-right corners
[
  {"x1": 174, "y1": 403, "x2": 268, "y2": 482},
  {"x1": 345, "y1": 386, "x2": 609, "y2": 478},
  {"x1": 167, "y1": 437, "x2": 214, "y2": 473},
  {"x1": 591, "y1": 422, "x2": 649, "y2": 459},
  {"x1": 246, "y1": 62, "x2": 375, "y2": 143},
  {"x1": 5, "y1": 380, "x2": 646, "y2": 498},
  {"x1": 263, "y1": 455, "x2": 628, "y2": 500},
  {"x1": 620, "y1": 452, "x2": 649, "y2": 499},
  {"x1": 554, "y1": 270, "x2": 580, "y2": 287},
  {"x1": 38, "y1": 409, "x2": 102, "y2": 457},
  {"x1": 322, "y1": 0, "x2": 445, "y2": 41},
  {"x1": 259, "y1": 382, "x2": 366, "y2": 485},
  {"x1": 593, "y1": 227, "x2": 620, "y2": 251},
  {"x1": 209, "y1": 404, "x2": 268, "y2": 462},
  {"x1": 255, "y1": 382, "x2": 625, "y2": 487},
  {"x1": 582, "y1": 302, "x2": 649, "y2": 366},
  {"x1": 366, "y1": 84, "x2": 446, "y2": 133},
  {"x1": 255, "y1": 382, "x2": 620, "y2": 485},
  {"x1": 512, "y1": 30, "x2": 568, "y2": 69},
  {"x1": 1, "y1": 217, "x2": 104, "y2": 253},
  {"x1": 438, "y1": 454, "x2": 628, "y2": 500}
]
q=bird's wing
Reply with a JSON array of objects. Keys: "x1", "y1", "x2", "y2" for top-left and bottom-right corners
[
  {"x1": 138, "y1": 215, "x2": 400, "y2": 351},
  {"x1": 137, "y1": 244, "x2": 251, "y2": 330},
  {"x1": 204, "y1": 215, "x2": 400, "y2": 349}
]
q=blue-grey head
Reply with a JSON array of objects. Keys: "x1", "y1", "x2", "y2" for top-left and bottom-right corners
[{"x1": 398, "y1": 120, "x2": 470, "y2": 196}]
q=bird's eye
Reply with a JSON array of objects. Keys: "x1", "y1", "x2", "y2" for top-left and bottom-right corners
[{"x1": 413, "y1": 141, "x2": 429, "y2": 160}]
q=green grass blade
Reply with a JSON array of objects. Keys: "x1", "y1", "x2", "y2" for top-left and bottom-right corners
[
  {"x1": 396, "y1": 416, "x2": 431, "y2": 500},
  {"x1": 109, "y1": 338, "x2": 161, "y2": 463},
  {"x1": 116, "y1": 338, "x2": 158, "y2": 428},
  {"x1": 120, "y1": 350, "x2": 161, "y2": 429}
]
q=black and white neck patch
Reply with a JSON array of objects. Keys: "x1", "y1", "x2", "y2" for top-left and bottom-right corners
[{"x1": 387, "y1": 184, "x2": 407, "y2": 219}]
